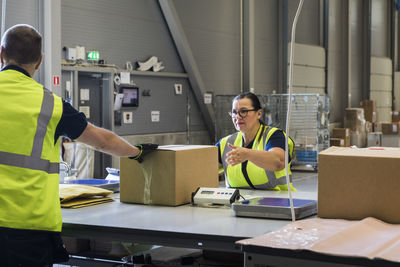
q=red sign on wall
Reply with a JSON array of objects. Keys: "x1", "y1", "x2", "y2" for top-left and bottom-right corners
[{"x1": 53, "y1": 75, "x2": 60, "y2": 85}]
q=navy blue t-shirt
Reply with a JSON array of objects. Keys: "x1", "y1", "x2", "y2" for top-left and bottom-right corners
[
  {"x1": 55, "y1": 100, "x2": 88, "y2": 141},
  {"x1": 1, "y1": 65, "x2": 88, "y2": 142}
]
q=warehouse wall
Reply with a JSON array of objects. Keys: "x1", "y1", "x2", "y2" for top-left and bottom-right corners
[
  {"x1": 288, "y1": 0, "x2": 321, "y2": 46},
  {"x1": 253, "y1": 0, "x2": 279, "y2": 93},
  {"x1": 61, "y1": 0, "x2": 208, "y2": 139},
  {"x1": 371, "y1": 0, "x2": 390, "y2": 57},
  {"x1": 1, "y1": 0, "x2": 397, "y2": 134},
  {"x1": 1, "y1": 0, "x2": 42, "y2": 82},
  {"x1": 174, "y1": 0, "x2": 241, "y2": 96},
  {"x1": 327, "y1": 0, "x2": 347, "y2": 124},
  {"x1": 349, "y1": 0, "x2": 365, "y2": 108}
]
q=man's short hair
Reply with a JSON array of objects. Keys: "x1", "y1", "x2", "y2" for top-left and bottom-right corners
[{"x1": 1, "y1": 24, "x2": 42, "y2": 65}]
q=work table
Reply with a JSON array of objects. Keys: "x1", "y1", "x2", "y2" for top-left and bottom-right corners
[{"x1": 61, "y1": 172, "x2": 317, "y2": 252}]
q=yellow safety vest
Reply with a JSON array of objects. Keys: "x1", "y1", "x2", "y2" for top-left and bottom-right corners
[
  {"x1": 0, "y1": 69, "x2": 63, "y2": 232},
  {"x1": 220, "y1": 125, "x2": 295, "y2": 190}
]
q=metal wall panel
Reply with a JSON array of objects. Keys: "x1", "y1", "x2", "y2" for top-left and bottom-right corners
[
  {"x1": 327, "y1": 0, "x2": 347, "y2": 123},
  {"x1": 288, "y1": 0, "x2": 320, "y2": 45},
  {"x1": 290, "y1": 43, "x2": 325, "y2": 67},
  {"x1": 371, "y1": 0, "x2": 389, "y2": 57},
  {"x1": 4, "y1": 0, "x2": 40, "y2": 29},
  {"x1": 371, "y1": 56, "x2": 392, "y2": 75},
  {"x1": 173, "y1": 0, "x2": 240, "y2": 96},
  {"x1": 3, "y1": 0, "x2": 41, "y2": 82},
  {"x1": 61, "y1": 0, "x2": 207, "y2": 136},
  {"x1": 349, "y1": 0, "x2": 363, "y2": 108},
  {"x1": 254, "y1": 0, "x2": 279, "y2": 94},
  {"x1": 115, "y1": 76, "x2": 191, "y2": 135},
  {"x1": 61, "y1": 0, "x2": 183, "y2": 72},
  {"x1": 395, "y1": 72, "x2": 400, "y2": 110}
]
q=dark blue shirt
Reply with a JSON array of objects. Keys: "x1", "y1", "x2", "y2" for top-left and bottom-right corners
[{"x1": 1, "y1": 65, "x2": 88, "y2": 142}]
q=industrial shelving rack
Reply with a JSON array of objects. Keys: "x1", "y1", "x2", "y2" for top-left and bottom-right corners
[
  {"x1": 214, "y1": 94, "x2": 329, "y2": 169},
  {"x1": 266, "y1": 94, "x2": 330, "y2": 169}
]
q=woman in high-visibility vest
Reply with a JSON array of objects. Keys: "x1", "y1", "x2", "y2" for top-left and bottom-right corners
[{"x1": 216, "y1": 92, "x2": 295, "y2": 190}]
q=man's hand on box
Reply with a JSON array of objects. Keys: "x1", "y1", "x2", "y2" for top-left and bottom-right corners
[{"x1": 129, "y1": 143, "x2": 159, "y2": 163}]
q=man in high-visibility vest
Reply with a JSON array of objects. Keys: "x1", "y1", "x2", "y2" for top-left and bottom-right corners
[{"x1": 0, "y1": 24, "x2": 156, "y2": 266}]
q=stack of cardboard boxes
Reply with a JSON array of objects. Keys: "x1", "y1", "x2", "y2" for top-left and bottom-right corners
[
  {"x1": 342, "y1": 107, "x2": 367, "y2": 147},
  {"x1": 380, "y1": 115, "x2": 400, "y2": 146},
  {"x1": 360, "y1": 100, "x2": 381, "y2": 147},
  {"x1": 329, "y1": 100, "x2": 398, "y2": 148},
  {"x1": 330, "y1": 128, "x2": 350, "y2": 147}
]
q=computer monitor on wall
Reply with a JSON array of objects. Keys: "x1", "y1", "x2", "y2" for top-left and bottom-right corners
[{"x1": 120, "y1": 85, "x2": 139, "y2": 107}]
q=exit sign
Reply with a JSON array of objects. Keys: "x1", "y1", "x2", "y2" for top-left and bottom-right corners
[{"x1": 87, "y1": 51, "x2": 99, "y2": 61}]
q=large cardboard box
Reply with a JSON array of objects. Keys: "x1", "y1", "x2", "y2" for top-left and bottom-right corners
[
  {"x1": 120, "y1": 145, "x2": 219, "y2": 206},
  {"x1": 350, "y1": 132, "x2": 367, "y2": 147},
  {"x1": 330, "y1": 138, "x2": 344, "y2": 147},
  {"x1": 392, "y1": 110, "x2": 400, "y2": 122},
  {"x1": 344, "y1": 108, "x2": 366, "y2": 133},
  {"x1": 318, "y1": 147, "x2": 400, "y2": 223},
  {"x1": 360, "y1": 100, "x2": 377, "y2": 123},
  {"x1": 381, "y1": 122, "x2": 399, "y2": 134},
  {"x1": 332, "y1": 128, "x2": 350, "y2": 147}
]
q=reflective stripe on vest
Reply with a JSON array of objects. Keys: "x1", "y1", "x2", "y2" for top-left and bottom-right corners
[
  {"x1": 220, "y1": 126, "x2": 292, "y2": 189},
  {"x1": 0, "y1": 88, "x2": 59, "y2": 174}
]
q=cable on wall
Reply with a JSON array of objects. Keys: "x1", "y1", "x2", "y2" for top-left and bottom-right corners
[{"x1": 285, "y1": 0, "x2": 304, "y2": 222}]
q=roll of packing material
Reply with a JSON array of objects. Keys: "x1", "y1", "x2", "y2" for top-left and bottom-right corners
[{"x1": 76, "y1": 45, "x2": 86, "y2": 61}]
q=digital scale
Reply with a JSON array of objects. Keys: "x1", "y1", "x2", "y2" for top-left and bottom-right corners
[
  {"x1": 191, "y1": 187, "x2": 240, "y2": 205},
  {"x1": 232, "y1": 197, "x2": 317, "y2": 220}
]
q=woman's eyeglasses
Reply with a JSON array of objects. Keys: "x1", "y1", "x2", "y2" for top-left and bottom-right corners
[{"x1": 228, "y1": 109, "x2": 257, "y2": 119}]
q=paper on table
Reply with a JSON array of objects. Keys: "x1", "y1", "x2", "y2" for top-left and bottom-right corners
[{"x1": 237, "y1": 217, "x2": 400, "y2": 262}]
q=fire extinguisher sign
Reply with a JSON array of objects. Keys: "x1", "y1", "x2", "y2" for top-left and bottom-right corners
[{"x1": 53, "y1": 75, "x2": 60, "y2": 86}]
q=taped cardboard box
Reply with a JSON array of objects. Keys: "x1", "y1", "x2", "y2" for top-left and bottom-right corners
[
  {"x1": 330, "y1": 138, "x2": 344, "y2": 147},
  {"x1": 360, "y1": 99, "x2": 377, "y2": 123},
  {"x1": 381, "y1": 122, "x2": 399, "y2": 134},
  {"x1": 332, "y1": 128, "x2": 350, "y2": 147},
  {"x1": 350, "y1": 132, "x2": 367, "y2": 147},
  {"x1": 120, "y1": 145, "x2": 219, "y2": 206},
  {"x1": 344, "y1": 108, "x2": 366, "y2": 133},
  {"x1": 318, "y1": 146, "x2": 400, "y2": 224},
  {"x1": 392, "y1": 110, "x2": 400, "y2": 122}
]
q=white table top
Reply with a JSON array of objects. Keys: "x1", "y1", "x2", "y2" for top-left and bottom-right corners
[{"x1": 61, "y1": 172, "x2": 317, "y2": 251}]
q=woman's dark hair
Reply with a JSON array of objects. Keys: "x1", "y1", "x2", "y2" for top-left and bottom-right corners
[
  {"x1": 233, "y1": 92, "x2": 266, "y2": 143},
  {"x1": 233, "y1": 92, "x2": 262, "y2": 111}
]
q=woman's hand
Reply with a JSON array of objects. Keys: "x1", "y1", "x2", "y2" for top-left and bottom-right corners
[
  {"x1": 225, "y1": 143, "x2": 286, "y2": 170},
  {"x1": 226, "y1": 143, "x2": 249, "y2": 166}
]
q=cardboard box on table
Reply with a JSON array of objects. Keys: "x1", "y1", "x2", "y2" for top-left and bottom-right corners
[
  {"x1": 318, "y1": 146, "x2": 400, "y2": 224},
  {"x1": 120, "y1": 145, "x2": 219, "y2": 206}
]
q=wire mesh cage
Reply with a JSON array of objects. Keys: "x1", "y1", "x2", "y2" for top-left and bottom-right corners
[
  {"x1": 214, "y1": 94, "x2": 329, "y2": 168},
  {"x1": 266, "y1": 94, "x2": 330, "y2": 168}
]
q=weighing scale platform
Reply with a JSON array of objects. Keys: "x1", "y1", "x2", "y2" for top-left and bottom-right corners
[{"x1": 232, "y1": 197, "x2": 317, "y2": 220}]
